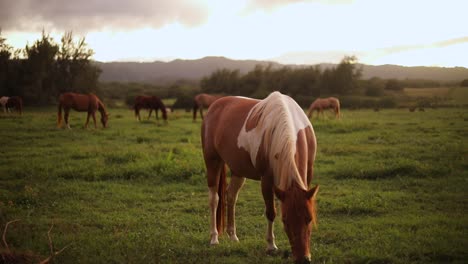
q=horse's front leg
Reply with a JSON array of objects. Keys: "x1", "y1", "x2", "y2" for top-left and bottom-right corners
[
  {"x1": 261, "y1": 178, "x2": 278, "y2": 253},
  {"x1": 200, "y1": 108, "x2": 204, "y2": 120},
  {"x1": 147, "y1": 109, "x2": 152, "y2": 119},
  {"x1": 91, "y1": 112, "x2": 97, "y2": 128},
  {"x1": 156, "y1": 109, "x2": 159, "y2": 121},
  {"x1": 85, "y1": 112, "x2": 91, "y2": 128},
  {"x1": 227, "y1": 176, "x2": 245, "y2": 242}
]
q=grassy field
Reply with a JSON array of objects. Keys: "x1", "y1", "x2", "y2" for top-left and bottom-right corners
[{"x1": 0, "y1": 105, "x2": 467, "y2": 263}]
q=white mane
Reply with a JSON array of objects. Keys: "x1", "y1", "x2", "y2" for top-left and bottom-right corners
[{"x1": 237, "y1": 91, "x2": 312, "y2": 190}]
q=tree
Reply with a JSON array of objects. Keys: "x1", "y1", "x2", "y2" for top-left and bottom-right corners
[
  {"x1": 56, "y1": 31, "x2": 98, "y2": 94},
  {"x1": 23, "y1": 30, "x2": 59, "y2": 104},
  {"x1": 385, "y1": 79, "x2": 404, "y2": 91},
  {"x1": 0, "y1": 29, "x2": 13, "y2": 95},
  {"x1": 460, "y1": 79, "x2": 468, "y2": 87}
]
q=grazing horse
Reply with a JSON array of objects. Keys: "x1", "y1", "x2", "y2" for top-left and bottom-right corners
[
  {"x1": 57, "y1": 92, "x2": 109, "y2": 129},
  {"x1": 6, "y1": 96, "x2": 23, "y2": 115},
  {"x1": 0, "y1": 96, "x2": 9, "y2": 113},
  {"x1": 202, "y1": 91, "x2": 319, "y2": 263},
  {"x1": 1, "y1": 96, "x2": 23, "y2": 115},
  {"x1": 134, "y1": 95, "x2": 168, "y2": 122},
  {"x1": 193, "y1": 93, "x2": 222, "y2": 121},
  {"x1": 307, "y1": 97, "x2": 340, "y2": 119}
]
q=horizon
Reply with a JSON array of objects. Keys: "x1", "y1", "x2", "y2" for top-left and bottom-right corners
[
  {"x1": 2, "y1": 0, "x2": 467, "y2": 68},
  {"x1": 93, "y1": 55, "x2": 468, "y2": 69}
]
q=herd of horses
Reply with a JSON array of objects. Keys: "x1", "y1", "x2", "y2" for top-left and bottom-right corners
[{"x1": 2, "y1": 91, "x2": 342, "y2": 263}]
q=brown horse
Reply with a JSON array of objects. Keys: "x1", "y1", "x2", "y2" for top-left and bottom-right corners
[
  {"x1": 202, "y1": 91, "x2": 319, "y2": 263},
  {"x1": 134, "y1": 95, "x2": 168, "y2": 122},
  {"x1": 307, "y1": 97, "x2": 340, "y2": 119},
  {"x1": 193, "y1": 93, "x2": 222, "y2": 121},
  {"x1": 57, "y1": 92, "x2": 109, "y2": 129},
  {"x1": 1, "y1": 96, "x2": 23, "y2": 115}
]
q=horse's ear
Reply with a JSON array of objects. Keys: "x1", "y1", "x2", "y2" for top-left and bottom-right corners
[
  {"x1": 274, "y1": 186, "x2": 286, "y2": 202},
  {"x1": 306, "y1": 185, "x2": 319, "y2": 200}
]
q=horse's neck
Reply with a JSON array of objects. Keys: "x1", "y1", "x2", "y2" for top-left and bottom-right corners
[{"x1": 98, "y1": 101, "x2": 107, "y2": 115}]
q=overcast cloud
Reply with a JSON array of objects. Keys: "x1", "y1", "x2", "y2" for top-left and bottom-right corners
[
  {"x1": 1, "y1": 0, "x2": 467, "y2": 67},
  {"x1": 0, "y1": 0, "x2": 209, "y2": 32}
]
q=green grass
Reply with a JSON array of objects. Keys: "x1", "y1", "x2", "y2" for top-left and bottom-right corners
[{"x1": 0, "y1": 106, "x2": 467, "y2": 263}]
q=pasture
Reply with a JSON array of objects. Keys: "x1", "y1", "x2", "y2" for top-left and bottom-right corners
[{"x1": 0, "y1": 106, "x2": 466, "y2": 263}]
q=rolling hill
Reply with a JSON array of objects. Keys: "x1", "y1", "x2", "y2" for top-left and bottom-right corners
[{"x1": 95, "y1": 56, "x2": 468, "y2": 83}]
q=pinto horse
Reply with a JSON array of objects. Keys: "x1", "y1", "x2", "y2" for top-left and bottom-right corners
[
  {"x1": 202, "y1": 91, "x2": 319, "y2": 263},
  {"x1": 1, "y1": 96, "x2": 23, "y2": 115},
  {"x1": 307, "y1": 97, "x2": 340, "y2": 119},
  {"x1": 57, "y1": 92, "x2": 109, "y2": 129},
  {"x1": 134, "y1": 95, "x2": 167, "y2": 122},
  {"x1": 193, "y1": 93, "x2": 222, "y2": 121}
]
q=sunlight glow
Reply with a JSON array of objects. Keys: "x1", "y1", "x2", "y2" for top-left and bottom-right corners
[{"x1": 3, "y1": 0, "x2": 468, "y2": 67}]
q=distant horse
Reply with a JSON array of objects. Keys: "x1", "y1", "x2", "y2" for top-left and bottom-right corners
[
  {"x1": 0, "y1": 96, "x2": 9, "y2": 113},
  {"x1": 202, "y1": 91, "x2": 319, "y2": 263},
  {"x1": 134, "y1": 95, "x2": 167, "y2": 122},
  {"x1": 57, "y1": 92, "x2": 109, "y2": 129},
  {"x1": 307, "y1": 97, "x2": 340, "y2": 119},
  {"x1": 193, "y1": 93, "x2": 222, "y2": 121},
  {"x1": 1, "y1": 96, "x2": 23, "y2": 115}
]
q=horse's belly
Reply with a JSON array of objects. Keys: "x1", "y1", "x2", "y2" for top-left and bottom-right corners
[{"x1": 221, "y1": 147, "x2": 261, "y2": 180}]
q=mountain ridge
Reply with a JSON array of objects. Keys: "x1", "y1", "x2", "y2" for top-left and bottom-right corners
[{"x1": 95, "y1": 56, "x2": 468, "y2": 83}]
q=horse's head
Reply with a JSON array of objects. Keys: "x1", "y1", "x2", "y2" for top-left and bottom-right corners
[
  {"x1": 101, "y1": 113, "x2": 109, "y2": 128},
  {"x1": 275, "y1": 184, "x2": 319, "y2": 264},
  {"x1": 161, "y1": 107, "x2": 168, "y2": 121}
]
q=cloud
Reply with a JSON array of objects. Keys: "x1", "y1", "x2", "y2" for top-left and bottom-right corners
[
  {"x1": 0, "y1": 0, "x2": 209, "y2": 33},
  {"x1": 245, "y1": 0, "x2": 352, "y2": 11},
  {"x1": 378, "y1": 36, "x2": 468, "y2": 55}
]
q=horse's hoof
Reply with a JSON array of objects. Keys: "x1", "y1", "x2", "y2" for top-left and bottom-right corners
[
  {"x1": 266, "y1": 247, "x2": 279, "y2": 255},
  {"x1": 229, "y1": 235, "x2": 239, "y2": 242},
  {"x1": 210, "y1": 241, "x2": 219, "y2": 246}
]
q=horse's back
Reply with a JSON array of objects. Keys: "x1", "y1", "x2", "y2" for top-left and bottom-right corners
[
  {"x1": 203, "y1": 96, "x2": 258, "y2": 139},
  {"x1": 59, "y1": 92, "x2": 99, "y2": 111}
]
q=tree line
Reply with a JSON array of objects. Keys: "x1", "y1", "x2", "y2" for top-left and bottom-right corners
[
  {"x1": 200, "y1": 56, "x2": 362, "y2": 100},
  {"x1": 0, "y1": 30, "x2": 101, "y2": 105}
]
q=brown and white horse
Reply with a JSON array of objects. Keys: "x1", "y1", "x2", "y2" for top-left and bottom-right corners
[
  {"x1": 202, "y1": 91, "x2": 319, "y2": 263},
  {"x1": 307, "y1": 97, "x2": 340, "y2": 119},
  {"x1": 57, "y1": 92, "x2": 109, "y2": 129},
  {"x1": 1, "y1": 96, "x2": 23, "y2": 115},
  {"x1": 134, "y1": 95, "x2": 168, "y2": 122},
  {"x1": 193, "y1": 93, "x2": 222, "y2": 122},
  {"x1": 0, "y1": 96, "x2": 10, "y2": 113}
]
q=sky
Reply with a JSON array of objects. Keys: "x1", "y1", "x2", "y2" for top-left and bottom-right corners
[{"x1": 1, "y1": 0, "x2": 467, "y2": 67}]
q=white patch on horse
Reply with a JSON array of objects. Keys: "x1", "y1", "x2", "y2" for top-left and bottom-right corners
[
  {"x1": 237, "y1": 92, "x2": 312, "y2": 190},
  {"x1": 0, "y1": 96, "x2": 9, "y2": 113}
]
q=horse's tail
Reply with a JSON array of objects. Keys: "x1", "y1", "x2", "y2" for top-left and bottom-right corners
[
  {"x1": 335, "y1": 100, "x2": 341, "y2": 119},
  {"x1": 57, "y1": 101, "x2": 63, "y2": 127},
  {"x1": 307, "y1": 105, "x2": 313, "y2": 118},
  {"x1": 216, "y1": 164, "x2": 227, "y2": 234}
]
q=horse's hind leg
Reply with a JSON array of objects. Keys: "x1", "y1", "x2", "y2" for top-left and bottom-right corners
[
  {"x1": 147, "y1": 109, "x2": 152, "y2": 119},
  {"x1": 206, "y1": 159, "x2": 225, "y2": 245},
  {"x1": 64, "y1": 109, "x2": 71, "y2": 129},
  {"x1": 227, "y1": 176, "x2": 245, "y2": 242}
]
